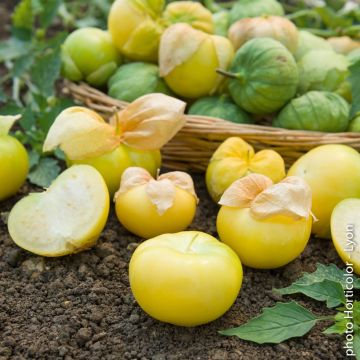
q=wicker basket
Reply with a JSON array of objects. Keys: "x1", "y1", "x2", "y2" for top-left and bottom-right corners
[{"x1": 63, "y1": 81, "x2": 360, "y2": 172}]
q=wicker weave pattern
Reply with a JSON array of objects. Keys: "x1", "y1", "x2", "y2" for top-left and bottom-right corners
[{"x1": 63, "y1": 81, "x2": 360, "y2": 172}]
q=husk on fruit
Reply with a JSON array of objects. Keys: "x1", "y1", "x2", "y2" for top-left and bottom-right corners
[
  {"x1": 297, "y1": 50, "x2": 349, "y2": 94},
  {"x1": 206, "y1": 137, "x2": 285, "y2": 202},
  {"x1": 228, "y1": 16, "x2": 299, "y2": 54},
  {"x1": 163, "y1": 1, "x2": 214, "y2": 33},
  {"x1": 229, "y1": 0, "x2": 284, "y2": 25},
  {"x1": 108, "y1": 62, "x2": 172, "y2": 102},
  {"x1": 114, "y1": 167, "x2": 198, "y2": 215},
  {"x1": 0, "y1": 114, "x2": 21, "y2": 135},
  {"x1": 223, "y1": 38, "x2": 299, "y2": 114},
  {"x1": 43, "y1": 94, "x2": 186, "y2": 160},
  {"x1": 159, "y1": 23, "x2": 234, "y2": 98},
  {"x1": 61, "y1": 28, "x2": 121, "y2": 86},
  {"x1": 108, "y1": 0, "x2": 165, "y2": 62},
  {"x1": 274, "y1": 91, "x2": 350, "y2": 132},
  {"x1": 327, "y1": 36, "x2": 360, "y2": 55},
  {"x1": 219, "y1": 174, "x2": 313, "y2": 220}
]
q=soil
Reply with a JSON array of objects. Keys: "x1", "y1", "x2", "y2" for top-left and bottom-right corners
[{"x1": 0, "y1": 174, "x2": 348, "y2": 360}]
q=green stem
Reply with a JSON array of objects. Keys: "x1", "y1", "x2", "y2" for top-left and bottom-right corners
[
  {"x1": 216, "y1": 68, "x2": 238, "y2": 79},
  {"x1": 185, "y1": 233, "x2": 199, "y2": 253},
  {"x1": 286, "y1": 9, "x2": 319, "y2": 20}
]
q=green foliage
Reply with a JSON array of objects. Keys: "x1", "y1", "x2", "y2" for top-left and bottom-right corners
[
  {"x1": 0, "y1": 0, "x2": 75, "y2": 187},
  {"x1": 221, "y1": 263, "x2": 360, "y2": 358},
  {"x1": 220, "y1": 302, "x2": 319, "y2": 344}
]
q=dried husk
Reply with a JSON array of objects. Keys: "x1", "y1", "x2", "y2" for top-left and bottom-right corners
[
  {"x1": 0, "y1": 114, "x2": 21, "y2": 135},
  {"x1": 43, "y1": 107, "x2": 120, "y2": 160},
  {"x1": 327, "y1": 36, "x2": 360, "y2": 55},
  {"x1": 114, "y1": 167, "x2": 197, "y2": 215},
  {"x1": 43, "y1": 94, "x2": 186, "y2": 160},
  {"x1": 219, "y1": 174, "x2": 273, "y2": 208},
  {"x1": 114, "y1": 93, "x2": 186, "y2": 150},
  {"x1": 159, "y1": 23, "x2": 208, "y2": 77},
  {"x1": 219, "y1": 174, "x2": 312, "y2": 220},
  {"x1": 228, "y1": 16, "x2": 299, "y2": 54}
]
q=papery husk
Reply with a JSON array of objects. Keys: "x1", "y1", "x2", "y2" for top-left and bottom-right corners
[
  {"x1": 43, "y1": 107, "x2": 121, "y2": 160},
  {"x1": 108, "y1": 0, "x2": 165, "y2": 62},
  {"x1": 220, "y1": 174, "x2": 313, "y2": 220},
  {"x1": 327, "y1": 36, "x2": 360, "y2": 55},
  {"x1": 159, "y1": 23, "x2": 208, "y2": 77},
  {"x1": 158, "y1": 171, "x2": 198, "y2": 202},
  {"x1": 114, "y1": 167, "x2": 197, "y2": 215},
  {"x1": 219, "y1": 174, "x2": 273, "y2": 208},
  {"x1": 0, "y1": 114, "x2": 21, "y2": 135},
  {"x1": 44, "y1": 94, "x2": 186, "y2": 160},
  {"x1": 114, "y1": 93, "x2": 186, "y2": 150},
  {"x1": 163, "y1": 1, "x2": 214, "y2": 34},
  {"x1": 251, "y1": 176, "x2": 312, "y2": 220},
  {"x1": 228, "y1": 16, "x2": 299, "y2": 54}
]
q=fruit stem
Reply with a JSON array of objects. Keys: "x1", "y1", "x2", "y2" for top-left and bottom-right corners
[{"x1": 216, "y1": 68, "x2": 239, "y2": 79}]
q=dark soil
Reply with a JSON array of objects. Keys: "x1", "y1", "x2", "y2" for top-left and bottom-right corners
[{"x1": 0, "y1": 174, "x2": 348, "y2": 360}]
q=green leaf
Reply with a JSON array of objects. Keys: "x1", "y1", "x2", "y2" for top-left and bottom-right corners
[
  {"x1": 19, "y1": 107, "x2": 36, "y2": 131},
  {"x1": 219, "y1": 302, "x2": 318, "y2": 344},
  {"x1": 0, "y1": 87, "x2": 7, "y2": 103},
  {"x1": 355, "y1": 331, "x2": 360, "y2": 360},
  {"x1": 39, "y1": 0, "x2": 63, "y2": 28},
  {"x1": 274, "y1": 279, "x2": 345, "y2": 308},
  {"x1": 323, "y1": 320, "x2": 347, "y2": 335},
  {"x1": 31, "y1": 48, "x2": 62, "y2": 97},
  {"x1": 28, "y1": 157, "x2": 61, "y2": 187},
  {"x1": 12, "y1": 0, "x2": 34, "y2": 30},
  {"x1": 274, "y1": 263, "x2": 360, "y2": 292},
  {"x1": 28, "y1": 150, "x2": 41, "y2": 169},
  {"x1": 12, "y1": 54, "x2": 35, "y2": 78},
  {"x1": 0, "y1": 38, "x2": 30, "y2": 62},
  {"x1": 349, "y1": 60, "x2": 360, "y2": 118}
]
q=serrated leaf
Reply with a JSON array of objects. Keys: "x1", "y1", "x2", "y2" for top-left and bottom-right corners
[
  {"x1": 219, "y1": 302, "x2": 318, "y2": 344},
  {"x1": 349, "y1": 60, "x2": 360, "y2": 118},
  {"x1": 274, "y1": 279, "x2": 345, "y2": 308},
  {"x1": 12, "y1": 0, "x2": 34, "y2": 30},
  {"x1": 28, "y1": 150, "x2": 41, "y2": 169},
  {"x1": 31, "y1": 48, "x2": 61, "y2": 97},
  {"x1": 19, "y1": 107, "x2": 35, "y2": 131},
  {"x1": 28, "y1": 157, "x2": 61, "y2": 187},
  {"x1": 274, "y1": 263, "x2": 360, "y2": 292}
]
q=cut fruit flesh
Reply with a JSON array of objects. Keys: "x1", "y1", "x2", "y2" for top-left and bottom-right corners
[
  {"x1": 331, "y1": 198, "x2": 360, "y2": 274},
  {"x1": 8, "y1": 165, "x2": 110, "y2": 257}
]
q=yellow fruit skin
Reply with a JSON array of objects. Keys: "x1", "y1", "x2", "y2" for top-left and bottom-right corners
[
  {"x1": 129, "y1": 231, "x2": 243, "y2": 326},
  {"x1": 108, "y1": 0, "x2": 163, "y2": 62},
  {"x1": 67, "y1": 145, "x2": 161, "y2": 196},
  {"x1": 0, "y1": 135, "x2": 29, "y2": 201},
  {"x1": 164, "y1": 37, "x2": 219, "y2": 98},
  {"x1": 217, "y1": 207, "x2": 312, "y2": 269},
  {"x1": 288, "y1": 144, "x2": 360, "y2": 238},
  {"x1": 331, "y1": 198, "x2": 360, "y2": 275},
  {"x1": 206, "y1": 137, "x2": 285, "y2": 202},
  {"x1": 115, "y1": 184, "x2": 196, "y2": 238}
]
